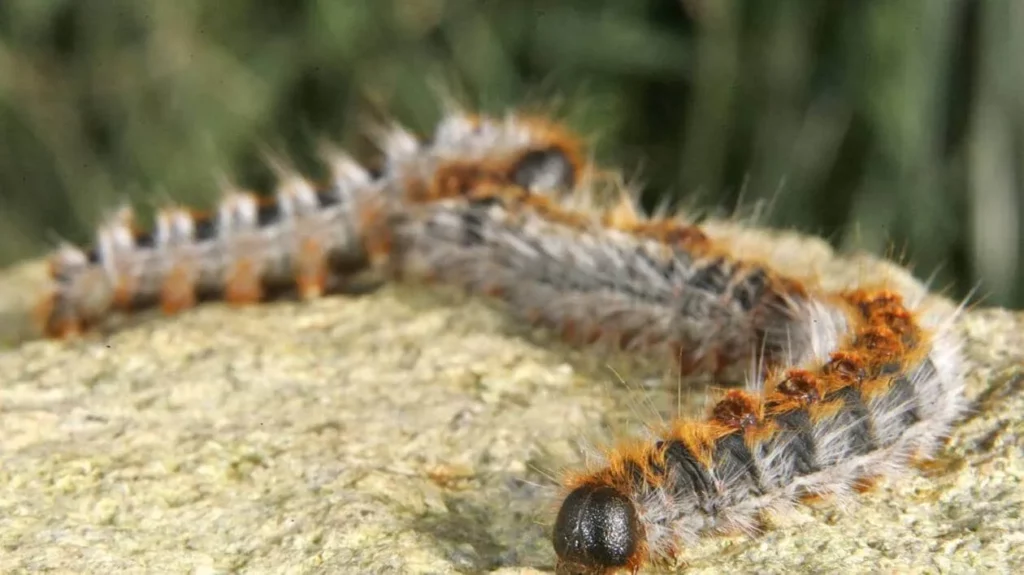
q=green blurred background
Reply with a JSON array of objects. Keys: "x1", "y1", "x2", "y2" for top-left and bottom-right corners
[{"x1": 0, "y1": 0, "x2": 1021, "y2": 307}]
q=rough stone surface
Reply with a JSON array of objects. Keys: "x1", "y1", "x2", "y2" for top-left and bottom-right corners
[{"x1": 1, "y1": 226, "x2": 1022, "y2": 574}]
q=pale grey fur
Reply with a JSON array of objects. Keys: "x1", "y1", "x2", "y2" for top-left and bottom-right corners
[
  {"x1": 45, "y1": 166, "x2": 372, "y2": 327},
  {"x1": 44, "y1": 113, "x2": 569, "y2": 330},
  {"x1": 386, "y1": 195, "x2": 811, "y2": 370}
]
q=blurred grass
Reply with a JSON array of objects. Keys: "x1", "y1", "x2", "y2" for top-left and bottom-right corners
[{"x1": 0, "y1": 0, "x2": 1020, "y2": 308}]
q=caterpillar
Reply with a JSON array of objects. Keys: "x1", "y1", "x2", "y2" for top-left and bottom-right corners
[{"x1": 35, "y1": 110, "x2": 968, "y2": 574}]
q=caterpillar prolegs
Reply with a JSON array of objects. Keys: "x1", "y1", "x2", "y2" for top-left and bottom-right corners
[{"x1": 36, "y1": 111, "x2": 968, "y2": 574}]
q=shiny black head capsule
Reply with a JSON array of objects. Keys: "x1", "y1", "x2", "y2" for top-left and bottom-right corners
[
  {"x1": 553, "y1": 484, "x2": 642, "y2": 574},
  {"x1": 509, "y1": 147, "x2": 577, "y2": 191}
]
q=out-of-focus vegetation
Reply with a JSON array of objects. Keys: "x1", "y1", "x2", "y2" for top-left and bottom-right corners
[{"x1": 0, "y1": 0, "x2": 1020, "y2": 307}]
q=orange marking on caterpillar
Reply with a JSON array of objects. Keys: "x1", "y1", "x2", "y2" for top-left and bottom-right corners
[
  {"x1": 224, "y1": 258, "x2": 263, "y2": 305},
  {"x1": 33, "y1": 292, "x2": 79, "y2": 339},
  {"x1": 160, "y1": 263, "x2": 198, "y2": 315},
  {"x1": 111, "y1": 273, "x2": 137, "y2": 311},
  {"x1": 295, "y1": 238, "x2": 329, "y2": 300},
  {"x1": 852, "y1": 475, "x2": 882, "y2": 494},
  {"x1": 710, "y1": 390, "x2": 762, "y2": 430},
  {"x1": 359, "y1": 203, "x2": 395, "y2": 271}
]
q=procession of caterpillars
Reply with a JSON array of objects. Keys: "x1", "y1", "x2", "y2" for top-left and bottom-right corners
[{"x1": 36, "y1": 111, "x2": 968, "y2": 575}]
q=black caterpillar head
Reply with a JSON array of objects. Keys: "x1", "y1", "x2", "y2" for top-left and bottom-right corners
[{"x1": 553, "y1": 484, "x2": 643, "y2": 574}]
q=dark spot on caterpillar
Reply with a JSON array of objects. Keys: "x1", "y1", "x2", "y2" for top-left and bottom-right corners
[
  {"x1": 658, "y1": 440, "x2": 716, "y2": 503},
  {"x1": 881, "y1": 368, "x2": 925, "y2": 436},
  {"x1": 316, "y1": 188, "x2": 342, "y2": 208},
  {"x1": 133, "y1": 230, "x2": 156, "y2": 250},
  {"x1": 769, "y1": 409, "x2": 820, "y2": 476},
  {"x1": 553, "y1": 485, "x2": 641, "y2": 575},
  {"x1": 509, "y1": 147, "x2": 576, "y2": 191},
  {"x1": 688, "y1": 258, "x2": 731, "y2": 296},
  {"x1": 256, "y1": 199, "x2": 283, "y2": 228},
  {"x1": 193, "y1": 214, "x2": 219, "y2": 242},
  {"x1": 459, "y1": 208, "x2": 486, "y2": 247},
  {"x1": 714, "y1": 432, "x2": 765, "y2": 495},
  {"x1": 877, "y1": 361, "x2": 903, "y2": 375},
  {"x1": 452, "y1": 195, "x2": 506, "y2": 247},
  {"x1": 732, "y1": 268, "x2": 770, "y2": 311},
  {"x1": 823, "y1": 385, "x2": 877, "y2": 456},
  {"x1": 466, "y1": 194, "x2": 504, "y2": 209}
]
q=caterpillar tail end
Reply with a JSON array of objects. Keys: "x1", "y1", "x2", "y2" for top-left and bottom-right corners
[
  {"x1": 36, "y1": 248, "x2": 117, "y2": 339},
  {"x1": 32, "y1": 289, "x2": 82, "y2": 339}
]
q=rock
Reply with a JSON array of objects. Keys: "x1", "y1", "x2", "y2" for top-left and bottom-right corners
[{"x1": 1, "y1": 227, "x2": 1022, "y2": 574}]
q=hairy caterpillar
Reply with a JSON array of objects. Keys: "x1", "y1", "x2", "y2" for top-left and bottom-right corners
[
  {"x1": 35, "y1": 110, "x2": 968, "y2": 574},
  {"x1": 36, "y1": 113, "x2": 587, "y2": 336}
]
